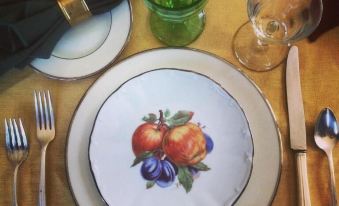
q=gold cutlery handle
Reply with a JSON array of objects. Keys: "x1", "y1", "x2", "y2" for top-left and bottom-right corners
[
  {"x1": 296, "y1": 152, "x2": 311, "y2": 206},
  {"x1": 327, "y1": 151, "x2": 338, "y2": 206},
  {"x1": 12, "y1": 165, "x2": 19, "y2": 206},
  {"x1": 38, "y1": 146, "x2": 47, "y2": 206}
]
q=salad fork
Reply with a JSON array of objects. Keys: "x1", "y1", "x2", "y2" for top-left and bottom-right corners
[
  {"x1": 34, "y1": 91, "x2": 55, "y2": 206},
  {"x1": 5, "y1": 118, "x2": 29, "y2": 206}
]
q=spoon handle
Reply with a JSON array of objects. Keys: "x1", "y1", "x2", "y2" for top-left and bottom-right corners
[
  {"x1": 327, "y1": 151, "x2": 338, "y2": 206},
  {"x1": 296, "y1": 152, "x2": 311, "y2": 206}
]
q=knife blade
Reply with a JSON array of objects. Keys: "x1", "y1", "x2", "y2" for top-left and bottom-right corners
[
  {"x1": 286, "y1": 46, "x2": 311, "y2": 206},
  {"x1": 286, "y1": 46, "x2": 307, "y2": 151}
]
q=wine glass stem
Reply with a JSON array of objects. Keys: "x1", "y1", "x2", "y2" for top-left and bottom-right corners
[{"x1": 257, "y1": 39, "x2": 269, "y2": 48}]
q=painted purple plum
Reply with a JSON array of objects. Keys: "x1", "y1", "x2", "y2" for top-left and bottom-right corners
[
  {"x1": 204, "y1": 133, "x2": 214, "y2": 153},
  {"x1": 188, "y1": 166, "x2": 200, "y2": 179},
  {"x1": 141, "y1": 157, "x2": 162, "y2": 181},
  {"x1": 156, "y1": 160, "x2": 176, "y2": 188},
  {"x1": 165, "y1": 157, "x2": 178, "y2": 175}
]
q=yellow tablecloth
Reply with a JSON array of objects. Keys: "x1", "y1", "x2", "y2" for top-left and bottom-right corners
[{"x1": 0, "y1": 0, "x2": 338, "y2": 205}]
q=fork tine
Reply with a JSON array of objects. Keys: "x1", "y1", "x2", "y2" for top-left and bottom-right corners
[
  {"x1": 38, "y1": 91, "x2": 45, "y2": 129},
  {"x1": 34, "y1": 91, "x2": 40, "y2": 129},
  {"x1": 9, "y1": 119, "x2": 16, "y2": 149},
  {"x1": 19, "y1": 119, "x2": 28, "y2": 148},
  {"x1": 43, "y1": 91, "x2": 50, "y2": 130},
  {"x1": 47, "y1": 90, "x2": 55, "y2": 128},
  {"x1": 5, "y1": 119, "x2": 11, "y2": 150},
  {"x1": 13, "y1": 119, "x2": 22, "y2": 148}
]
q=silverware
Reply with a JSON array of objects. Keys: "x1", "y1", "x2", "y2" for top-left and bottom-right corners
[
  {"x1": 286, "y1": 46, "x2": 311, "y2": 206},
  {"x1": 315, "y1": 108, "x2": 338, "y2": 206},
  {"x1": 5, "y1": 118, "x2": 29, "y2": 206},
  {"x1": 34, "y1": 91, "x2": 55, "y2": 206}
]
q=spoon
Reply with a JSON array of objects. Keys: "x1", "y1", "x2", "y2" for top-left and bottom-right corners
[{"x1": 315, "y1": 108, "x2": 339, "y2": 206}]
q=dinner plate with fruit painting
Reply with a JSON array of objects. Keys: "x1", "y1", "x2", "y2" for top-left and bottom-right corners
[
  {"x1": 30, "y1": 0, "x2": 131, "y2": 80},
  {"x1": 89, "y1": 69, "x2": 254, "y2": 206},
  {"x1": 66, "y1": 48, "x2": 282, "y2": 206}
]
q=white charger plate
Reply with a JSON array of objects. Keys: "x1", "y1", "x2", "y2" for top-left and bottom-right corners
[
  {"x1": 31, "y1": 0, "x2": 131, "y2": 80},
  {"x1": 66, "y1": 48, "x2": 282, "y2": 206},
  {"x1": 89, "y1": 69, "x2": 254, "y2": 206}
]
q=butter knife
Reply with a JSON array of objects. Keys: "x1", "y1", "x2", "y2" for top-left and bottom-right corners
[{"x1": 286, "y1": 46, "x2": 311, "y2": 206}]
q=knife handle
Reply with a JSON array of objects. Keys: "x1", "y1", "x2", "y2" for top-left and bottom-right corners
[{"x1": 296, "y1": 152, "x2": 311, "y2": 206}]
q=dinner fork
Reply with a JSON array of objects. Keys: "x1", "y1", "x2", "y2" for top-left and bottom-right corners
[
  {"x1": 34, "y1": 91, "x2": 55, "y2": 206},
  {"x1": 5, "y1": 118, "x2": 29, "y2": 206}
]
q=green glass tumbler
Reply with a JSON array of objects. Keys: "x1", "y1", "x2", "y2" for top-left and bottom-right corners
[{"x1": 144, "y1": 0, "x2": 207, "y2": 46}]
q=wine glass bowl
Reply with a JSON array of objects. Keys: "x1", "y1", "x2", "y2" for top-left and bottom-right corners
[{"x1": 233, "y1": 0, "x2": 323, "y2": 71}]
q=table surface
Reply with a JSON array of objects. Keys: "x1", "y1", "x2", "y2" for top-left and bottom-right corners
[{"x1": 0, "y1": 0, "x2": 338, "y2": 206}]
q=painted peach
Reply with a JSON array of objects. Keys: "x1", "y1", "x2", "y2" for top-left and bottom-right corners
[
  {"x1": 162, "y1": 123, "x2": 206, "y2": 166},
  {"x1": 132, "y1": 123, "x2": 168, "y2": 156}
]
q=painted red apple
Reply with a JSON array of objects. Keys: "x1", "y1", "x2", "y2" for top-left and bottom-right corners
[
  {"x1": 162, "y1": 123, "x2": 207, "y2": 166},
  {"x1": 132, "y1": 123, "x2": 168, "y2": 156}
]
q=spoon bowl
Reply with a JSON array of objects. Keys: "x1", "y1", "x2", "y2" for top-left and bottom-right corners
[
  {"x1": 314, "y1": 107, "x2": 339, "y2": 206},
  {"x1": 315, "y1": 108, "x2": 339, "y2": 150}
]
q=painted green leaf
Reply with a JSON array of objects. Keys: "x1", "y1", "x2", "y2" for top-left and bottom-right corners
[
  {"x1": 168, "y1": 111, "x2": 194, "y2": 128},
  {"x1": 131, "y1": 151, "x2": 153, "y2": 167},
  {"x1": 164, "y1": 109, "x2": 171, "y2": 118},
  {"x1": 192, "y1": 162, "x2": 210, "y2": 171},
  {"x1": 142, "y1": 113, "x2": 157, "y2": 123},
  {"x1": 178, "y1": 166, "x2": 193, "y2": 193},
  {"x1": 146, "y1": 181, "x2": 155, "y2": 189}
]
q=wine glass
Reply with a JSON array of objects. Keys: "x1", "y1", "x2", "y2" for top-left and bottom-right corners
[{"x1": 233, "y1": 0, "x2": 323, "y2": 71}]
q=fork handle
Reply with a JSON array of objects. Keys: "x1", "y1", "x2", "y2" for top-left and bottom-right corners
[
  {"x1": 38, "y1": 146, "x2": 47, "y2": 206},
  {"x1": 12, "y1": 165, "x2": 19, "y2": 206}
]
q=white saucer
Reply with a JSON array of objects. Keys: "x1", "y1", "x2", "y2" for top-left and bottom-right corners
[
  {"x1": 31, "y1": 1, "x2": 131, "y2": 80},
  {"x1": 66, "y1": 48, "x2": 282, "y2": 206}
]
